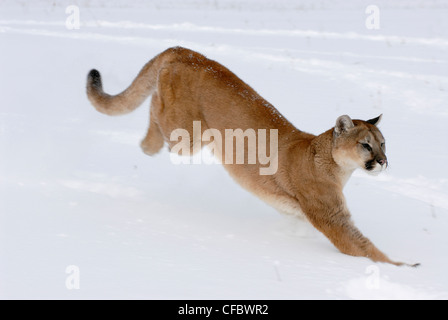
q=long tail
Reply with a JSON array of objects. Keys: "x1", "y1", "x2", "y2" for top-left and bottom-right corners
[{"x1": 86, "y1": 55, "x2": 161, "y2": 116}]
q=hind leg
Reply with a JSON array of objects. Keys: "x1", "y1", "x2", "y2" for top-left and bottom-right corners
[{"x1": 141, "y1": 94, "x2": 165, "y2": 156}]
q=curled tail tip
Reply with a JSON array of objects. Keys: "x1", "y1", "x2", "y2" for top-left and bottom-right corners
[{"x1": 87, "y1": 69, "x2": 102, "y2": 89}]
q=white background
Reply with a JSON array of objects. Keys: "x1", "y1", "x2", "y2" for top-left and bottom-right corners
[{"x1": 0, "y1": 0, "x2": 447, "y2": 299}]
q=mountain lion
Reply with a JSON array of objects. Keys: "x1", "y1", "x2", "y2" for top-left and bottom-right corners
[{"x1": 86, "y1": 46, "x2": 417, "y2": 267}]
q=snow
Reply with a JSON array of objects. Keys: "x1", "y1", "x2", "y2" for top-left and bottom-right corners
[{"x1": 1, "y1": 0, "x2": 448, "y2": 299}]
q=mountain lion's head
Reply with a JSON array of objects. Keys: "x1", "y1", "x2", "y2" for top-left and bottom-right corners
[{"x1": 332, "y1": 114, "x2": 387, "y2": 175}]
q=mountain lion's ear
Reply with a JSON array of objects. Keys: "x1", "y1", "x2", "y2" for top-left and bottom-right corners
[
  {"x1": 334, "y1": 115, "x2": 354, "y2": 137},
  {"x1": 366, "y1": 114, "x2": 382, "y2": 126}
]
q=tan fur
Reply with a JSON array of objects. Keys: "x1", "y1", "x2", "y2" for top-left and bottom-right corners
[{"x1": 86, "y1": 47, "x2": 417, "y2": 267}]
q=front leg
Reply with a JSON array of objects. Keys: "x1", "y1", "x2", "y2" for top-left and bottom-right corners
[
  {"x1": 302, "y1": 200, "x2": 415, "y2": 266},
  {"x1": 315, "y1": 216, "x2": 403, "y2": 266}
]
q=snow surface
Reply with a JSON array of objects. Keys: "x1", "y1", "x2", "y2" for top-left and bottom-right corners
[{"x1": 1, "y1": 0, "x2": 448, "y2": 299}]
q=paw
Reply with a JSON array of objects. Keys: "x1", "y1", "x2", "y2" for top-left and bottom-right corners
[{"x1": 140, "y1": 139, "x2": 163, "y2": 156}]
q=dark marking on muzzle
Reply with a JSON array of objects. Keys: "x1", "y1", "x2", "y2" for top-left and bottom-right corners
[{"x1": 365, "y1": 159, "x2": 376, "y2": 171}]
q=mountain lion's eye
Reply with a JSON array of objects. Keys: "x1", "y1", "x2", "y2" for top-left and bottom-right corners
[{"x1": 361, "y1": 143, "x2": 372, "y2": 151}]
